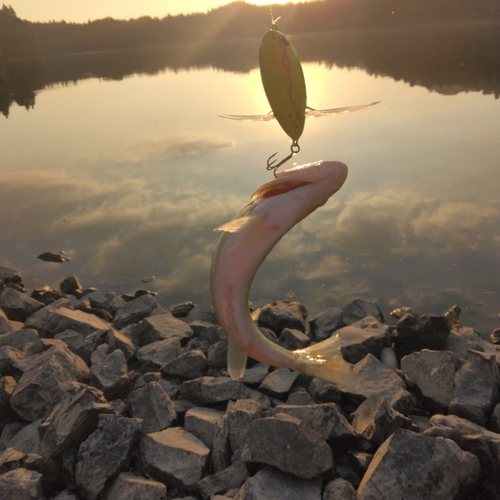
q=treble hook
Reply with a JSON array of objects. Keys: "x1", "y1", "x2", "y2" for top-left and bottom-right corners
[{"x1": 266, "y1": 142, "x2": 301, "y2": 177}]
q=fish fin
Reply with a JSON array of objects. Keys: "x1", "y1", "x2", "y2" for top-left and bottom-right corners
[
  {"x1": 218, "y1": 111, "x2": 275, "y2": 122},
  {"x1": 215, "y1": 215, "x2": 259, "y2": 233},
  {"x1": 251, "y1": 179, "x2": 313, "y2": 201},
  {"x1": 227, "y1": 336, "x2": 248, "y2": 380},
  {"x1": 305, "y1": 101, "x2": 380, "y2": 118}
]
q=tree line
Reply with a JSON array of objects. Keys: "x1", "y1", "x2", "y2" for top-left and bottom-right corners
[{"x1": 1, "y1": 1, "x2": 499, "y2": 58}]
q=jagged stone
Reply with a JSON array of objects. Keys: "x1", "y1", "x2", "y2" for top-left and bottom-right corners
[
  {"x1": 184, "y1": 407, "x2": 225, "y2": 449},
  {"x1": 235, "y1": 466, "x2": 322, "y2": 500},
  {"x1": 259, "y1": 368, "x2": 299, "y2": 398},
  {"x1": 10, "y1": 345, "x2": 90, "y2": 422},
  {"x1": 0, "y1": 329, "x2": 40, "y2": 351},
  {"x1": 272, "y1": 403, "x2": 358, "y2": 450},
  {"x1": 341, "y1": 299, "x2": 384, "y2": 325},
  {"x1": 211, "y1": 414, "x2": 231, "y2": 473},
  {"x1": 198, "y1": 460, "x2": 249, "y2": 499},
  {"x1": 228, "y1": 399, "x2": 264, "y2": 454},
  {"x1": 286, "y1": 390, "x2": 315, "y2": 405},
  {"x1": 445, "y1": 325, "x2": 498, "y2": 360},
  {"x1": 139, "y1": 427, "x2": 210, "y2": 489},
  {"x1": 207, "y1": 339, "x2": 228, "y2": 368},
  {"x1": 179, "y1": 376, "x2": 247, "y2": 406},
  {"x1": 0, "y1": 309, "x2": 11, "y2": 335},
  {"x1": 136, "y1": 337, "x2": 181, "y2": 371},
  {"x1": 0, "y1": 288, "x2": 43, "y2": 322},
  {"x1": 323, "y1": 477, "x2": 357, "y2": 500},
  {"x1": 242, "y1": 412, "x2": 333, "y2": 478},
  {"x1": 59, "y1": 275, "x2": 82, "y2": 294},
  {"x1": 90, "y1": 349, "x2": 130, "y2": 400},
  {"x1": 336, "y1": 316, "x2": 392, "y2": 364},
  {"x1": 106, "y1": 472, "x2": 166, "y2": 500},
  {"x1": 161, "y1": 349, "x2": 209, "y2": 379},
  {"x1": 449, "y1": 349, "x2": 499, "y2": 426},
  {"x1": 126, "y1": 381, "x2": 176, "y2": 434},
  {"x1": 307, "y1": 378, "x2": 343, "y2": 404},
  {"x1": 278, "y1": 328, "x2": 310, "y2": 350},
  {"x1": 400, "y1": 349, "x2": 456, "y2": 409},
  {"x1": 75, "y1": 414, "x2": 142, "y2": 500},
  {"x1": 357, "y1": 429, "x2": 480, "y2": 499},
  {"x1": 0, "y1": 468, "x2": 43, "y2": 500},
  {"x1": 31, "y1": 286, "x2": 66, "y2": 305},
  {"x1": 256, "y1": 300, "x2": 307, "y2": 334},
  {"x1": 308, "y1": 307, "x2": 343, "y2": 342},
  {"x1": 0, "y1": 346, "x2": 25, "y2": 376},
  {"x1": 168, "y1": 301, "x2": 196, "y2": 318},
  {"x1": 112, "y1": 294, "x2": 158, "y2": 330},
  {"x1": 241, "y1": 363, "x2": 269, "y2": 385},
  {"x1": 106, "y1": 328, "x2": 136, "y2": 360},
  {"x1": 5, "y1": 419, "x2": 42, "y2": 455},
  {"x1": 0, "y1": 376, "x2": 17, "y2": 428},
  {"x1": 0, "y1": 267, "x2": 22, "y2": 285}
]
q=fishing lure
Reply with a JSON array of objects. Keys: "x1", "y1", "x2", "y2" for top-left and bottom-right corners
[{"x1": 219, "y1": 19, "x2": 379, "y2": 175}]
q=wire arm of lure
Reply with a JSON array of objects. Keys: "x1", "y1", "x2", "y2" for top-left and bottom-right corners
[{"x1": 266, "y1": 142, "x2": 300, "y2": 177}]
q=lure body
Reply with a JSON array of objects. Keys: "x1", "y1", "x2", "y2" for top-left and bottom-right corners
[{"x1": 210, "y1": 160, "x2": 356, "y2": 386}]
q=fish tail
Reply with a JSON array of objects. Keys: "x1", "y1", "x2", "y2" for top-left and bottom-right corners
[{"x1": 294, "y1": 334, "x2": 358, "y2": 388}]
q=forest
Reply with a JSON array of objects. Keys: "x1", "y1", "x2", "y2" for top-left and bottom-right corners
[{"x1": 1, "y1": 1, "x2": 500, "y2": 58}]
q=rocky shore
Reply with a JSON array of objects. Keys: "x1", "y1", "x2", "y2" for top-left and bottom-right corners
[{"x1": 1, "y1": 265, "x2": 500, "y2": 500}]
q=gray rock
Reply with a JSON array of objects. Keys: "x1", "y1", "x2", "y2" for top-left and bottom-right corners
[
  {"x1": 445, "y1": 325, "x2": 498, "y2": 360},
  {"x1": 357, "y1": 429, "x2": 480, "y2": 500},
  {"x1": 380, "y1": 346, "x2": 398, "y2": 369},
  {"x1": 240, "y1": 363, "x2": 269, "y2": 385},
  {"x1": 139, "y1": 427, "x2": 210, "y2": 489},
  {"x1": 10, "y1": 345, "x2": 90, "y2": 422},
  {"x1": 22, "y1": 298, "x2": 71, "y2": 331},
  {"x1": 351, "y1": 394, "x2": 409, "y2": 446},
  {"x1": 198, "y1": 460, "x2": 249, "y2": 499},
  {"x1": 259, "y1": 368, "x2": 299, "y2": 398},
  {"x1": 168, "y1": 301, "x2": 196, "y2": 318},
  {"x1": 112, "y1": 294, "x2": 158, "y2": 329},
  {"x1": 184, "y1": 407, "x2": 225, "y2": 449},
  {"x1": 136, "y1": 337, "x2": 180, "y2": 371},
  {"x1": 0, "y1": 329, "x2": 39, "y2": 351},
  {"x1": 341, "y1": 299, "x2": 384, "y2": 325},
  {"x1": 6, "y1": 419, "x2": 42, "y2": 455},
  {"x1": 393, "y1": 313, "x2": 451, "y2": 360},
  {"x1": 234, "y1": 466, "x2": 322, "y2": 500},
  {"x1": 0, "y1": 288, "x2": 43, "y2": 322},
  {"x1": 0, "y1": 376, "x2": 17, "y2": 428},
  {"x1": 308, "y1": 307, "x2": 343, "y2": 342},
  {"x1": 0, "y1": 267, "x2": 22, "y2": 285},
  {"x1": 449, "y1": 349, "x2": 499, "y2": 426},
  {"x1": 31, "y1": 286, "x2": 66, "y2": 306},
  {"x1": 106, "y1": 472, "x2": 166, "y2": 500},
  {"x1": 207, "y1": 339, "x2": 228, "y2": 368},
  {"x1": 278, "y1": 328, "x2": 310, "y2": 350},
  {"x1": 161, "y1": 349, "x2": 209, "y2": 379},
  {"x1": 127, "y1": 312, "x2": 194, "y2": 346},
  {"x1": 179, "y1": 376, "x2": 247, "y2": 406},
  {"x1": 38, "y1": 382, "x2": 113, "y2": 463},
  {"x1": 91, "y1": 349, "x2": 130, "y2": 400},
  {"x1": 211, "y1": 414, "x2": 231, "y2": 473},
  {"x1": 60, "y1": 275, "x2": 82, "y2": 294},
  {"x1": 72, "y1": 329, "x2": 108, "y2": 365},
  {"x1": 0, "y1": 423, "x2": 25, "y2": 454},
  {"x1": 126, "y1": 381, "x2": 176, "y2": 434},
  {"x1": 490, "y1": 403, "x2": 500, "y2": 433},
  {"x1": 75, "y1": 414, "x2": 142, "y2": 500},
  {"x1": 53, "y1": 329, "x2": 84, "y2": 351},
  {"x1": 0, "y1": 345, "x2": 25, "y2": 376},
  {"x1": 323, "y1": 477, "x2": 357, "y2": 500},
  {"x1": 51, "y1": 490, "x2": 79, "y2": 500},
  {"x1": 106, "y1": 328, "x2": 137, "y2": 360},
  {"x1": 0, "y1": 468, "x2": 43, "y2": 500},
  {"x1": 242, "y1": 412, "x2": 333, "y2": 478},
  {"x1": 0, "y1": 447, "x2": 43, "y2": 475},
  {"x1": 38, "y1": 251, "x2": 70, "y2": 263},
  {"x1": 286, "y1": 390, "x2": 315, "y2": 405},
  {"x1": 307, "y1": 378, "x2": 343, "y2": 404},
  {"x1": 0, "y1": 309, "x2": 11, "y2": 335},
  {"x1": 335, "y1": 316, "x2": 392, "y2": 363},
  {"x1": 228, "y1": 399, "x2": 264, "y2": 454},
  {"x1": 272, "y1": 403, "x2": 358, "y2": 449},
  {"x1": 400, "y1": 349, "x2": 456, "y2": 409},
  {"x1": 256, "y1": 300, "x2": 307, "y2": 334}
]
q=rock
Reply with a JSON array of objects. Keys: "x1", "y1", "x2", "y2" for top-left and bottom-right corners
[
  {"x1": 240, "y1": 363, "x2": 269, "y2": 386},
  {"x1": 400, "y1": 349, "x2": 456, "y2": 409},
  {"x1": 207, "y1": 339, "x2": 228, "y2": 368},
  {"x1": 106, "y1": 328, "x2": 136, "y2": 360},
  {"x1": 228, "y1": 399, "x2": 264, "y2": 454},
  {"x1": 136, "y1": 337, "x2": 180, "y2": 371},
  {"x1": 235, "y1": 466, "x2": 322, "y2": 500},
  {"x1": 0, "y1": 267, "x2": 22, "y2": 285},
  {"x1": 51, "y1": 490, "x2": 79, "y2": 500},
  {"x1": 161, "y1": 349, "x2": 209, "y2": 379},
  {"x1": 0, "y1": 448, "x2": 43, "y2": 475},
  {"x1": 272, "y1": 403, "x2": 358, "y2": 450},
  {"x1": 112, "y1": 294, "x2": 158, "y2": 329},
  {"x1": 179, "y1": 376, "x2": 247, "y2": 406},
  {"x1": 0, "y1": 346, "x2": 25, "y2": 376},
  {"x1": 184, "y1": 407, "x2": 224, "y2": 449},
  {"x1": 0, "y1": 468, "x2": 43, "y2": 500},
  {"x1": 139, "y1": 427, "x2": 210, "y2": 489},
  {"x1": 0, "y1": 309, "x2": 11, "y2": 335},
  {"x1": 10, "y1": 345, "x2": 90, "y2": 422},
  {"x1": 449, "y1": 349, "x2": 499, "y2": 426},
  {"x1": 0, "y1": 288, "x2": 43, "y2": 322},
  {"x1": 0, "y1": 329, "x2": 40, "y2": 351},
  {"x1": 242, "y1": 412, "x2": 333, "y2": 478},
  {"x1": 211, "y1": 414, "x2": 231, "y2": 473},
  {"x1": 38, "y1": 382, "x2": 113, "y2": 463},
  {"x1": 0, "y1": 376, "x2": 18, "y2": 428},
  {"x1": 198, "y1": 460, "x2": 249, "y2": 499},
  {"x1": 278, "y1": 328, "x2": 310, "y2": 349},
  {"x1": 59, "y1": 275, "x2": 82, "y2": 295},
  {"x1": 31, "y1": 287, "x2": 66, "y2": 306},
  {"x1": 127, "y1": 312, "x2": 193, "y2": 346},
  {"x1": 392, "y1": 313, "x2": 451, "y2": 360},
  {"x1": 323, "y1": 477, "x2": 357, "y2": 500},
  {"x1": 37, "y1": 251, "x2": 70, "y2": 263},
  {"x1": 5, "y1": 419, "x2": 43, "y2": 455},
  {"x1": 286, "y1": 390, "x2": 315, "y2": 405},
  {"x1": 380, "y1": 346, "x2": 398, "y2": 369},
  {"x1": 0, "y1": 423, "x2": 25, "y2": 454},
  {"x1": 90, "y1": 349, "x2": 130, "y2": 400},
  {"x1": 445, "y1": 325, "x2": 498, "y2": 360},
  {"x1": 351, "y1": 395, "x2": 410, "y2": 446},
  {"x1": 308, "y1": 307, "x2": 343, "y2": 342},
  {"x1": 256, "y1": 300, "x2": 307, "y2": 334},
  {"x1": 168, "y1": 301, "x2": 196, "y2": 318},
  {"x1": 307, "y1": 378, "x2": 343, "y2": 404},
  {"x1": 106, "y1": 472, "x2": 166, "y2": 500},
  {"x1": 259, "y1": 368, "x2": 299, "y2": 398},
  {"x1": 336, "y1": 316, "x2": 392, "y2": 363},
  {"x1": 126, "y1": 381, "x2": 176, "y2": 434},
  {"x1": 357, "y1": 429, "x2": 480, "y2": 499},
  {"x1": 75, "y1": 414, "x2": 142, "y2": 500},
  {"x1": 341, "y1": 299, "x2": 384, "y2": 325}
]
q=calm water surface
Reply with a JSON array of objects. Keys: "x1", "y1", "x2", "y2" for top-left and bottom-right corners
[{"x1": 1, "y1": 31, "x2": 499, "y2": 334}]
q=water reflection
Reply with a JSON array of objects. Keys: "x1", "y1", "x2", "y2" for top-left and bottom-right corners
[{"x1": 0, "y1": 28, "x2": 499, "y2": 336}]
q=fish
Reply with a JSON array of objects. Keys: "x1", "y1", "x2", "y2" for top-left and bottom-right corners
[
  {"x1": 210, "y1": 160, "x2": 356, "y2": 386},
  {"x1": 218, "y1": 19, "x2": 379, "y2": 173}
]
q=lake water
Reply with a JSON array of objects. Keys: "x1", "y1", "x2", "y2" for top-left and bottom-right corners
[{"x1": 1, "y1": 27, "x2": 499, "y2": 334}]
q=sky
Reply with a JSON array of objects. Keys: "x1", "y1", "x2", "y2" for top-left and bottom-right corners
[{"x1": 10, "y1": 0, "x2": 313, "y2": 23}]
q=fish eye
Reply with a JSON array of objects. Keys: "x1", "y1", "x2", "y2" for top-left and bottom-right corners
[{"x1": 280, "y1": 36, "x2": 289, "y2": 47}]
